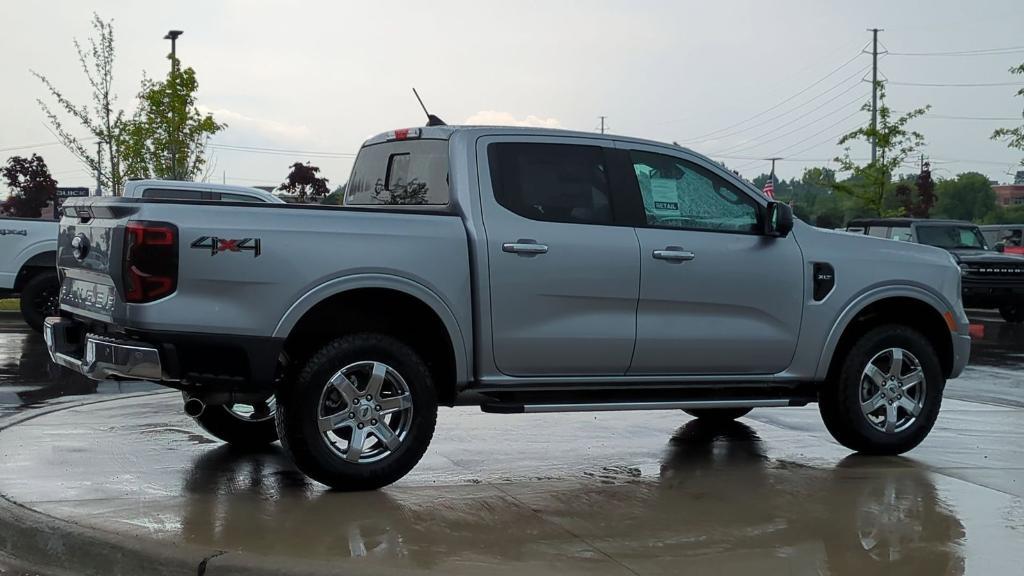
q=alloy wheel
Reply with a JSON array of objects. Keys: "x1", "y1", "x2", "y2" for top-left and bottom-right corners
[
  {"x1": 317, "y1": 361, "x2": 414, "y2": 464},
  {"x1": 859, "y1": 348, "x2": 926, "y2": 434}
]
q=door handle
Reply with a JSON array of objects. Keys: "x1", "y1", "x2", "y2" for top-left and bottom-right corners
[
  {"x1": 503, "y1": 242, "x2": 549, "y2": 255},
  {"x1": 653, "y1": 247, "x2": 695, "y2": 261}
]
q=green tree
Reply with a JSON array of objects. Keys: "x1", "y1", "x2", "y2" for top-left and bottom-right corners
[
  {"x1": 934, "y1": 172, "x2": 996, "y2": 222},
  {"x1": 1, "y1": 155, "x2": 58, "y2": 218},
  {"x1": 991, "y1": 62, "x2": 1024, "y2": 166},
  {"x1": 32, "y1": 14, "x2": 126, "y2": 194},
  {"x1": 320, "y1": 183, "x2": 347, "y2": 205},
  {"x1": 982, "y1": 205, "x2": 1024, "y2": 224},
  {"x1": 120, "y1": 59, "x2": 225, "y2": 181},
  {"x1": 832, "y1": 84, "x2": 930, "y2": 216},
  {"x1": 279, "y1": 162, "x2": 330, "y2": 203}
]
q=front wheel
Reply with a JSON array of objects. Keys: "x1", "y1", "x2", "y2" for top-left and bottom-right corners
[
  {"x1": 999, "y1": 301, "x2": 1024, "y2": 323},
  {"x1": 819, "y1": 325, "x2": 944, "y2": 455},
  {"x1": 19, "y1": 269, "x2": 60, "y2": 333},
  {"x1": 276, "y1": 334, "x2": 437, "y2": 491}
]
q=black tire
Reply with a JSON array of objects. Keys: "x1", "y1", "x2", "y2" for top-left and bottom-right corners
[
  {"x1": 999, "y1": 301, "x2": 1024, "y2": 323},
  {"x1": 819, "y1": 325, "x2": 944, "y2": 455},
  {"x1": 186, "y1": 393, "x2": 279, "y2": 448},
  {"x1": 276, "y1": 333, "x2": 437, "y2": 491},
  {"x1": 19, "y1": 269, "x2": 60, "y2": 333},
  {"x1": 683, "y1": 407, "x2": 752, "y2": 421}
]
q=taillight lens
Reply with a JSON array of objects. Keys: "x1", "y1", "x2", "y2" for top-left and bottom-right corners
[{"x1": 124, "y1": 221, "x2": 178, "y2": 303}]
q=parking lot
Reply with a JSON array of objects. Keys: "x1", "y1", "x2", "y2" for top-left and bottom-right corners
[{"x1": 1, "y1": 309, "x2": 1022, "y2": 575}]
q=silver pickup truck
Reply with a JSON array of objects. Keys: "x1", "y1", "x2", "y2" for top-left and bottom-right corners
[{"x1": 45, "y1": 126, "x2": 971, "y2": 490}]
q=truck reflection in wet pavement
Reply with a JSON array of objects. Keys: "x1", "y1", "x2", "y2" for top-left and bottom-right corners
[{"x1": 175, "y1": 420, "x2": 964, "y2": 574}]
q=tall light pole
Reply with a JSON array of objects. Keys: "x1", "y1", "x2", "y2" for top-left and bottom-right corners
[
  {"x1": 164, "y1": 30, "x2": 183, "y2": 71},
  {"x1": 163, "y1": 30, "x2": 183, "y2": 179}
]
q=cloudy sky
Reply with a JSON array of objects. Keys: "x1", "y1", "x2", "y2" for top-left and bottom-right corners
[{"x1": 2, "y1": 0, "x2": 1022, "y2": 191}]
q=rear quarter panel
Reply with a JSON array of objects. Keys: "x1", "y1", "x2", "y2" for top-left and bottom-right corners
[{"x1": 121, "y1": 203, "x2": 472, "y2": 364}]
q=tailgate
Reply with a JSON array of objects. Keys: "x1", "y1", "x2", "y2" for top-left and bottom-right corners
[{"x1": 56, "y1": 199, "x2": 140, "y2": 321}]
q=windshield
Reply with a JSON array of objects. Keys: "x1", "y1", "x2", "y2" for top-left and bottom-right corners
[{"x1": 916, "y1": 225, "x2": 988, "y2": 250}]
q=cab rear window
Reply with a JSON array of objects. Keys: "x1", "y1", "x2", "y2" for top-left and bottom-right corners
[{"x1": 345, "y1": 140, "x2": 449, "y2": 206}]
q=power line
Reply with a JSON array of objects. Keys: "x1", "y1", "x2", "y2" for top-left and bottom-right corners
[
  {"x1": 681, "y1": 62, "x2": 872, "y2": 145},
  {"x1": 764, "y1": 107, "x2": 866, "y2": 158},
  {"x1": 888, "y1": 81, "x2": 1024, "y2": 88},
  {"x1": 886, "y1": 45, "x2": 1024, "y2": 57},
  {"x1": 711, "y1": 91, "x2": 869, "y2": 156},
  {"x1": 727, "y1": 117, "x2": 865, "y2": 172},
  {"x1": 892, "y1": 112, "x2": 1021, "y2": 121},
  {"x1": 208, "y1": 143, "x2": 357, "y2": 158},
  {"x1": 677, "y1": 49, "x2": 868, "y2": 142},
  {"x1": 657, "y1": 38, "x2": 867, "y2": 128},
  {"x1": 0, "y1": 141, "x2": 64, "y2": 154}
]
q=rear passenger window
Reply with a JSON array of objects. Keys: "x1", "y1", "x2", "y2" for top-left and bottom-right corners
[
  {"x1": 488, "y1": 143, "x2": 612, "y2": 225},
  {"x1": 142, "y1": 188, "x2": 204, "y2": 200},
  {"x1": 346, "y1": 140, "x2": 449, "y2": 206},
  {"x1": 868, "y1": 226, "x2": 890, "y2": 238}
]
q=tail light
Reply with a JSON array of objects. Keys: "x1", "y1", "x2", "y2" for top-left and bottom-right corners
[{"x1": 123, "y1": 221, "x2": 178, "y2": 303}]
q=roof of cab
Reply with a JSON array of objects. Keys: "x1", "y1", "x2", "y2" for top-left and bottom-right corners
[{"x1": 362, "y1": 125, "x2": 701, "y2": 156}]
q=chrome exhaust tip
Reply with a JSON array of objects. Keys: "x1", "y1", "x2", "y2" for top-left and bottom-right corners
[{"x1": 183, "y1": 397, "x2": 205, "y2": 418}]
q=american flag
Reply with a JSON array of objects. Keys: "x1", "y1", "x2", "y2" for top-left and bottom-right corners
[{"x1": 762, "y1": 170, "x2": 775, "y2": 199}]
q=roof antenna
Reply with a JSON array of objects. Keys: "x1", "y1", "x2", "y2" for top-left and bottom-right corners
[{"x1": 413, "y1": 88, "x2": 447, "y2": 127}]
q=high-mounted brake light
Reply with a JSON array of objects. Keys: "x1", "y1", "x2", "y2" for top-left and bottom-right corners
[
  {"x1": 387, "y1": 128, "x2": 421, "y2": 141},
  {"x1": 123, "y1": 221, "x2": 178, "y2": 303}
]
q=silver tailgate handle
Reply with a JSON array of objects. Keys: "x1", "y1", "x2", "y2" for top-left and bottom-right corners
[
  {"x1": 502, "y1": 242, "x2": 549, "y2": 255},
  {"x1": 653, "y1": 247, "x2": 695, "y2": 261}
]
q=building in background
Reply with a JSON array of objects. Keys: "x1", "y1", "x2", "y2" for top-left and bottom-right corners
[{"x1": 994, "y1": 179, "x2": 1024, "y2": 207}]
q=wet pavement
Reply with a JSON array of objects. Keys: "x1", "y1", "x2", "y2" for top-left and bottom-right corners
[{"x1": 1, "y1": 310, "x2": 1023, "y2": 575}]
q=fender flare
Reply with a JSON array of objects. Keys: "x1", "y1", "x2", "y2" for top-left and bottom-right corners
[
  {"x1": 273, "y1": 273, "x2": 470, "y2": 386},
  {"x1": 814, "y1": 284, "x2": 955, "y2": 380}
]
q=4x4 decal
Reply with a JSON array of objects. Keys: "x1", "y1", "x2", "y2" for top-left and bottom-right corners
[{"x1": 191, "y1": 236, "x2": 261, "y2": 257}]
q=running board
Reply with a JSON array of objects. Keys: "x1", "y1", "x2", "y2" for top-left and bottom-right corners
[{"x1": 481, "y1": 398, "x2": 802, "y2": 414}]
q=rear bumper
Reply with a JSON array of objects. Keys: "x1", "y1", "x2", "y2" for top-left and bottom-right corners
[{"x1": 43, "y1": 316, "x2": 163, "y2": 381}]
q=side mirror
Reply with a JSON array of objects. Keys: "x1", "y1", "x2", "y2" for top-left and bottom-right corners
[
  {"x1": 995, "y1": 243, "x2": 1005, "y2": 253},
  {"x1": 765, "y1": 201, "x2": 793, "y2": 238}
]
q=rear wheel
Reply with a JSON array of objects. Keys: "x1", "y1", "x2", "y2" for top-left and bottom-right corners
[
  {"x1": 186, "y1": 393, "x2": 279, "y2": 448},
  {"x1": 683, "y1": 407, "x2": 752, "y2": 421},
  {"x1": 819, "y1": 325, "x2": 943, "y2": 455},
  {"x1": 19, "y1": 269, "x2": 60, "y2": 333},
  {"x1": 276, "y1": 333, "x2": 437, "y2": 491},
  {"x1": 999, "y1": 301, "x2": 1024, "y2": 323}
]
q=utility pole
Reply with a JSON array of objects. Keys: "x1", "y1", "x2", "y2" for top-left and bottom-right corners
[
  {"x1": 95, "y1": 140, "x2": 103, "y2": 196},
  {"x1": 868, "y1": 28, "x2": 882, "y2": 163},
  {"x1": 164, "y1": 30, "x2": 183, "y2": 179},
  {"x1": 767, "y1": 157, "x2": 782, "y2": 178},
  {"x1": 597, "y1": 116, "x2": 608, "y2": 134}
]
